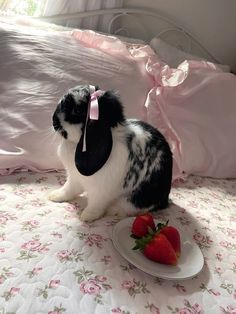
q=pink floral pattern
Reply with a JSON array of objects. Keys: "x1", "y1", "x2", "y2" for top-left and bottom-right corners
[
  {"x1": 18, "y1": 238, "x2": 52, "y2": 260},
  {"x1": 1, "y1": 287, "x2": 20, "y2": 301},
  {"x1": 77, "y1": 231, "x2": 108, "y2": 248},
  {"x1": 26, "y1": 267, "x2": 43, "y2": 278},
  {"x1": 0, "y1": 267, "x2": 14, "y2": 285},
  {"x1": 168, "y1": 299, "x2": 204, "y2": 314},
  {"x1": 56, "y1": 249, "x2": 83, "y2": 263},
  {"x1": 0, "y1": 173, "x2": 235, "y2": 313},
  {"x1": 21, "y1": 219, "x2": 40, "y2": 231},
  {"x1": 74, "y1": 267, "x2": 112, "y2": 304},
  {"x1": 48, "y1": 304, "x2": 66, "y2": 314},
  {"x1": 37, "y1": 280, "x2": 61, "y2": 299}
]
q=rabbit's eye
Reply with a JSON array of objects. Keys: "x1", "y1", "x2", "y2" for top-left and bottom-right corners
[
  {"x1": 64, "y1": 103, "x2": 87, "y2": 124},
  {"x1": 72, "y1": 105, "x2": 80, "y2": 115},
  {"x1": 57, "y1": 91, "x2": 88, "y2": 124},
  {"x1": 58, "y1": 94, "x2": 74, "y2": 113}
]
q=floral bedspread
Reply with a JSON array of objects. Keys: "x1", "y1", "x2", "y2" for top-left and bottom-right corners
[{"x1": 0, "y1": 172, "x2": 235, "y2": 314}]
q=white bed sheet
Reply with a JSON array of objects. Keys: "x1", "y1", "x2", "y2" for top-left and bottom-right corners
[{"x1": 0, "y1": 172, "x2": 235, "y2": 314}]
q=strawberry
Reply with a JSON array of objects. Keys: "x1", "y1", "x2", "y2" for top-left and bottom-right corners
[
  {"x1": 131, "y1": 213, "x2": 156, "y2": 238},
  {"x1": 133, "y1": 233, "x2": 177, "y2": 265},
  {"x1": 160, "y1": 225, "x2": 181, "y2": 258}
]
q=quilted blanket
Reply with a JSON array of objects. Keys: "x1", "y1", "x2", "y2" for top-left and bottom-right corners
[{"x1": 0, "y1": 172, "x2": 235, "y2": 314}]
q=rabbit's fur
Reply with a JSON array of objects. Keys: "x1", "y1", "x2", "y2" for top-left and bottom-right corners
[{"x1": 49, "y1": 85, "x2": 172, "y2": 222}]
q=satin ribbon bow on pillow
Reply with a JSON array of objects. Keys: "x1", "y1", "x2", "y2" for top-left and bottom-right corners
[{"x1": 82, "y1": 85, "x2": 103, "y2": 152}]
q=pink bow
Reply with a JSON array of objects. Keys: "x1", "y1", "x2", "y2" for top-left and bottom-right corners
[{"x1": 82, "y1": 86, "x2": 103, "y2": 152}]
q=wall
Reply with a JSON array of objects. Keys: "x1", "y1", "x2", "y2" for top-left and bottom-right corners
[{"x1": 124, "y1": 0, "x2": 236, "y2": 72}]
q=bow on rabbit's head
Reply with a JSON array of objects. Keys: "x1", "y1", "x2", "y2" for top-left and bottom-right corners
[{"x1": 82, "y1": 85, "x2": 103, "y2": 152}]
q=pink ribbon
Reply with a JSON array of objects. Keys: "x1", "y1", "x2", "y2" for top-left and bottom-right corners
[{"x1": 82, "y1": 86, "x2": 103, "y2": 152}]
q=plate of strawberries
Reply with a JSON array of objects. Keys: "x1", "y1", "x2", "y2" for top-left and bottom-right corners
[{"x1": 112, "y1": 213, "x2": 204, "y2": 280}]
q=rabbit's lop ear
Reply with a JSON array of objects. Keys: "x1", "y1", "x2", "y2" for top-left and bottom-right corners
[
  {"x1": 75, "y1": 119, "x2": 112, "y2": 176},
  {"x1": 74, "y1": 90, "x2": 124, "y2": 176}
]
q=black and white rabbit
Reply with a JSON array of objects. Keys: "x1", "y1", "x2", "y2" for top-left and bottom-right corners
[{"x1": 49, "y1": 85, "x2": 173, "y2": 222}]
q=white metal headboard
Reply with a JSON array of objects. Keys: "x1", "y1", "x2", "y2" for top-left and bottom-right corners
[{"x1": 37, "y1": 7, "x2": 221, "y2": 64}]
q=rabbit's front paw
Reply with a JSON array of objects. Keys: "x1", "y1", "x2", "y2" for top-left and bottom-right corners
[
  {"x1": 79, "y1": 208, "x2": 102, "y2": 222},
  {"x1": 48, "y1": 189, "x2": 69, "y2": 202}
]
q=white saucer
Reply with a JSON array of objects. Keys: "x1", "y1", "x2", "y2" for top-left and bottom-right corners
[{"x1": 112, "y1": 217, "x2": 204, "y2": 280}]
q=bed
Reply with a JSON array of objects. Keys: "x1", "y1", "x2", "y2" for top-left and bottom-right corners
[{"x1": 0, "y1": 8, "x2": 236, "y2": 314}]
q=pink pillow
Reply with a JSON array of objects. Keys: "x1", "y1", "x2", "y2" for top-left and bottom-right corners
[{"x1": 145, "y1": 59, "x2": 236, "y2": 179}]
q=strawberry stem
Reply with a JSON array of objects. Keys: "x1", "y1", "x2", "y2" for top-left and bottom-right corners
[
  {"x1": 147, "y1": 226, "x2": 155, "y2": 235},
  {"x1": 155, "y1": 220, "x2": 169, "y2": 231},
  {"x1": 132, "y1": 234, "x2": 153, "y2": 251}
]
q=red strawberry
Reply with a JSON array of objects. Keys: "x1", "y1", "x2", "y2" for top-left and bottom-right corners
[
  {"x1": 133, "y1": 233, "x2": 177, "y2": 265},
  {"x1": 131, "y1": 213, "x2": 156, "y2": 238},
  {"x1": 160, "y1": 226, "x2": 181, "y2": 258}
]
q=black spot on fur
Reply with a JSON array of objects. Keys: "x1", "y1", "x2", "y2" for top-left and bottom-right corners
[
  {"x1": 129, "y1": 151, "x2": 172, "y2": 210},
  {"x1": 124, "y1": 120, "x2": 173, "y2": 210},
  {"x1": 61, "y1": 130, "x2": 68, "y2": 139},
  {"x1": 123, "y1": 131, "x2": 145, "y2": 188},
  {"x1": 52, "y1": 111, "x2": 67, "y2": 139},
  {"x1": 52, "y1": 111, "x2": 62, "y2": 131},
  {"x1": 98, "y1": 91, "x2": 125, "y2": 128}
]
